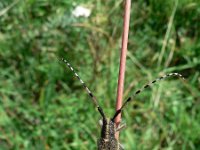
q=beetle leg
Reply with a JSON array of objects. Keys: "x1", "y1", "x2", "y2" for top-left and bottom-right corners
[{"x1": 116, "y1": 123, "x2": 126, "y2": 132}]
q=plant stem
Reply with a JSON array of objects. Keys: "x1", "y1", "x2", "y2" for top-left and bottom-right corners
[{"x1": 115, "y1": 0, "x2": 131, "y2": 139}]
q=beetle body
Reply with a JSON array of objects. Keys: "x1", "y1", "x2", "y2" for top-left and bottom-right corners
[
  {"x1": 97, "y1": 118, "x2": 124, "y2": 150},
  {"x1": 61, "y1": 58, "x2": 185, "y2": 150}
]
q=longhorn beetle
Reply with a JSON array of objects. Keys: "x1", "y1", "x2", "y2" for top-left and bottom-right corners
[{"x1": 61, "y1": 58, "x2": 185, "y2": 150}]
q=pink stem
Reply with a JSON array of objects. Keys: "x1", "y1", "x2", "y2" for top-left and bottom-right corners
[{"x1": 115, "y1": 0, "x2": 131, "y2": 139}]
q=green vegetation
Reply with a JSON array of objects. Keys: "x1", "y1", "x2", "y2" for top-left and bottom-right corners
[{"x1": 0, "y1": 0, "x2": 200, "y2": 149}]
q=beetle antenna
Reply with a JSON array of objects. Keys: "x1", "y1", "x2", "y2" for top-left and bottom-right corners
[
  {"x1": 112, "y1": 73, "x2": 185, "y2": 120},
  {"x1": 61, "y1": 58, "x2": 106, "y2": 119}
]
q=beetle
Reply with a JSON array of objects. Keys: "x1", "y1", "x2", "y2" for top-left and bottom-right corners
[{"x1": 61, "y1": 58, "x2": 184, "y2": 150}]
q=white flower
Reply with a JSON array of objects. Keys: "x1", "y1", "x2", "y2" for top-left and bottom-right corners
[{"x1": 72, "y1": 6, "x2": 91, "y2": 18}]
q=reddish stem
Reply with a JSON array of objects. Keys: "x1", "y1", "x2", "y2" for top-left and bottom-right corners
[{"x1": 115, "y1": 0, "x2": 131, "y2": 139}]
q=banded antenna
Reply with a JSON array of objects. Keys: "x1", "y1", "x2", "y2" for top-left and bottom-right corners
[
  {"x1": 112, "y1": 73, "x2": 185, "y2": 120},
  {"x1": 61, "y1": 58, "x2": 106, "y2": 119}
]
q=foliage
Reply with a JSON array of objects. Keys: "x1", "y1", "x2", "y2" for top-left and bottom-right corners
[{"x1": 0, "y1": 0, "x2": 200, "y2": 149}]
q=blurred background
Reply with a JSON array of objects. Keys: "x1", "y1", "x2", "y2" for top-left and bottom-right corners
[{"x1": 0, "y1": 0, "x2": 200, "y2": 149}]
